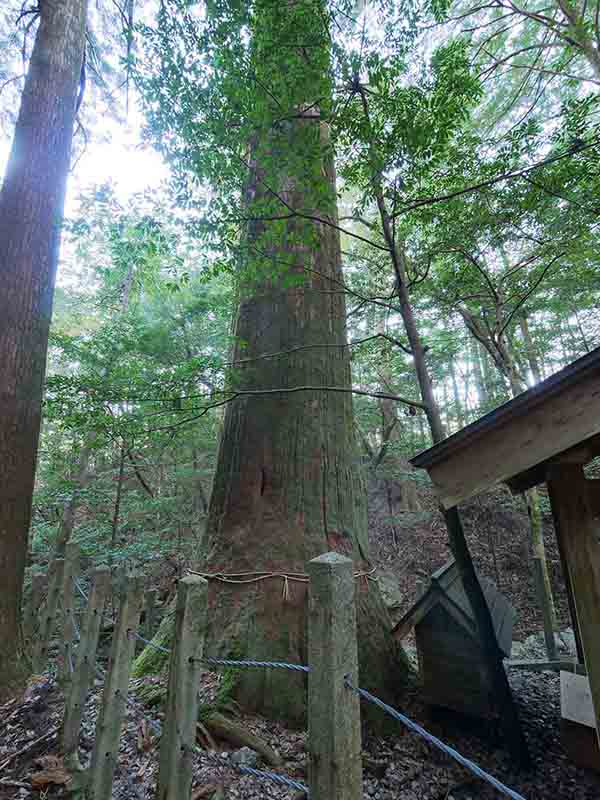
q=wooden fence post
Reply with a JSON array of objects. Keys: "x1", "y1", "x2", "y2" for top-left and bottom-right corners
[
  {"x1": 58, "y1": 541, "x2": 81, "y2": 686},
  {"x1": 308, "y1": 552, "x2": 362, "y2": 800},
  {"x1": 156, "y1": 575, "x2": 208, "y2": 800},
  {"x1": 88, "y1": 575, "x2": 143, "y2": 800},
  {"x1": 63, "y1": 566, "x2": 111, "y2": 771},
  {"x1": 33, "y1": 557, "x2": 65, "y2": 673}
]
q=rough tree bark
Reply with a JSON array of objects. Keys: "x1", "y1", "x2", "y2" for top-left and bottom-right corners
[
  {"x1": 201, "y1": 0, "x2": 411, "y2": 725},
  {"x1": 0, "y1": 0, "x2": 87, "y2": 700}
]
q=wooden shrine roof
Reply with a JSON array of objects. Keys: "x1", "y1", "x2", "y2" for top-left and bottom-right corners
[
  {"x1": 392, "y1": 560, "x2": 514, "y2": 657},
  {"x1": 410, "y1": 347, "x2": 600, "y2": 509}
]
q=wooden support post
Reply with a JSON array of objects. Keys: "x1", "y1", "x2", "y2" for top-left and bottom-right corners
[
  {"x1": 444, "y1": 507, "x2": 531, "y2": 768},
  {"x1": 308, "y1": 552, "x2": 362, "y2": 800},
  {"x1": 63, "y1": 566, "x2": 111, "y2": 772},
  {"x1": 548, "y1": 484, "x2": 585, "y2": 664},
  {"x1": 33, "y1": 557, "x2": 65, "y2": 673},
  {"x1": 156, "y1": 576, "x2": 208, "y2": 800},
  {"x1": 58, "y1": 541, "x2": 81, "y2": 687},
  {"x1": 547, "y1": 464, "x2": 600, "y2": 746},
  {"x1": 144, "y1": 588, "x2": 157, "y2": 641},
  {"x1": 88, "y1": 575, "x2": 143, "y2": 800}
]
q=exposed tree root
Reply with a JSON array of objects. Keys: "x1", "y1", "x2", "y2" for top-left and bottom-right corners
[{"x1": 201, "y1": 711, "x2": 282, "y2": 766}]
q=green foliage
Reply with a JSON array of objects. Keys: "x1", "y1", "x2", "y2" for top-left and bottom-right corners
[{"x1": 10, "y1": 0, "x2": 597, "y2": 588}]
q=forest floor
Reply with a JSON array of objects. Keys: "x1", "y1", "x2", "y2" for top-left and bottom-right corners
[{"x1": 1, "y1": 482, "x2": 598, "y2": 799}]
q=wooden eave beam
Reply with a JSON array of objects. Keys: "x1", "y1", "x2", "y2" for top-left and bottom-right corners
[
  {"x1": 506, "y1": 433, "x2": 600, "y2": 495},
  {"x1": 422, "y1": 368, "x2": 600, "y2": 509}
]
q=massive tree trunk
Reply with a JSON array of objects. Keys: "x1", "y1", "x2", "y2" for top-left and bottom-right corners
[
  {"x1": 201, "y1": 0, "x2": 409, "y2": 725},
  {"x1": 0, "y1": 0, "x2": 87, "y2": 700}
]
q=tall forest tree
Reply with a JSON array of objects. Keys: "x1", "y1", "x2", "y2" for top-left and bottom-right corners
[
  {"x1": 0, "y1": 0, "x2": 87, "y2": 698},
  {"x1": 196, "y1": 0, "x2": 410, "y2": 723}
]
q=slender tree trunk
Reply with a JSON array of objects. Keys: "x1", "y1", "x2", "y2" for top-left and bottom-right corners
[
  {"x1": 55, "y1": 440, "x2": 93, "y2": 555},
  {"x1": 376, "y1": 322, "x2": 420, "y2": 519},
  {"x1": 572, "y1": 307, "x2": 591, "y2": 353},
  {"x1": 449, "y1": 358, "x2": 464, "y2": 430},
  {"x1": 480, "y1": 341, "x2": 499, "y2": 402},
  {"x1": 192, "y1": 448, "x2": 209, "y2": 517},
  {"x1": 110, "y1": 446, "x2": 126, "y2": 560},
  {"x1": 377, "y1": 394, "x2": 420, "y2": 514},
  {"x1": 202, "y1": 0, "x2": 410, "y2": 725},
  {"x1": 0, "y1": 0, "x2": 87, "y2": 700},
  {"x1": 471, "y1": 338, "x2": 489, "y2": 411},
  {"x1": 518, "y1": 315, "x2": 542, "y2": 385},
  {"x1": 357, "y1": 85, "x2": 529, "y2": 765}
]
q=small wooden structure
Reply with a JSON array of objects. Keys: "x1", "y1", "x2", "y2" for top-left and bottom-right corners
[
  {"x1": 410, "y1": 348, "x2": 600, "y2": 753},
  {"x1": 393, "y1": 561, "x2": 514, "y2": 718}
]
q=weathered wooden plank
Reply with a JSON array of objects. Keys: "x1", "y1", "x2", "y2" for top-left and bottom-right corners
[
  {"x1": 548, "y1": 465, "x2": 600, "y2": 746},
  {"x1": 156, "y1": 576, "x2": 208, "y2": 800},
  {"x1": 561, "y1": 671, "x2": 596, "y2": 728},
  {"x1": 88, "y1": 575, "x2": 143, "y2": 800},
  {"x1": 508, "y1": 660, "x2": 586, "y2": 675},
  {"x1": 63, "y1": 566, "x2": 111, "y2": 771},
  {"x1": 308, "y1": 552, "x2": 362, "y2": 800},
  {"x1": 33, "y1": 557, "x2": 65, "y2": 673},
  {"x1": 422, "y1": 369, "x2": 600, "y2": 509}
]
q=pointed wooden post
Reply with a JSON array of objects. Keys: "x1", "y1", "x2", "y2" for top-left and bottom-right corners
[
  {"x1": 58, "y1": 541, "x2": 80, "y2": 686},
  {"x1": 88, "y1": 575, "x2": 143, "y2": 800},
  {"x1": 33, "y1": 557, "x2": 64, "y2": 673},
  {"x1": 156, "y1": 576, "x2": 208, "y2": 800},
  {"x1": 308, "y1": 552, "x2": 362, "y2": 800},
  {"x1": 63, "y1": 566, "x2": 111, "y2": 771}
]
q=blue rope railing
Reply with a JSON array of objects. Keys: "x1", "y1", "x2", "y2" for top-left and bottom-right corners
[
  {"x1": 345, "y1": 677, "x2": 526, "y2": 800},
  {"x1": 71, "y1": 576, "x2": 525, "y2": 799}
]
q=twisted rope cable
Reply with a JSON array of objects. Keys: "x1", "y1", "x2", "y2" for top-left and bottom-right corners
[
  {"x1": 345, "y1": 679, "x2": 526, "y2": 800},
  {"x1": 201, "y1": 657, "x2": 310, "y2": 672}
]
